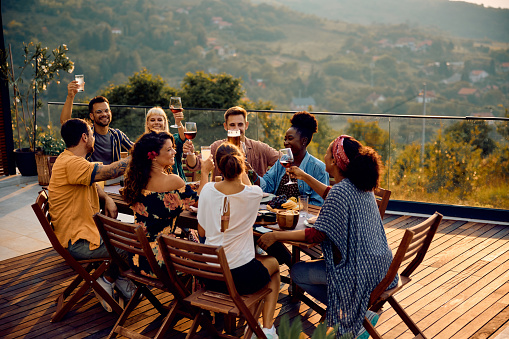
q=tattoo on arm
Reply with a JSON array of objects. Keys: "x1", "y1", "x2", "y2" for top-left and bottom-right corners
[{"x1": 93, "y1": 157, "x2": 130, "y2": 182}]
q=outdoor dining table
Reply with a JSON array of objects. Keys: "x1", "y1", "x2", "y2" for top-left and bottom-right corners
[{"x1": 104, "y1": 184, "x2": 324, "y2": 315}]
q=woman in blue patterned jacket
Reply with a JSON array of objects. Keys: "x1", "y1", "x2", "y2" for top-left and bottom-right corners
[{"x1": 258, "y1": 135, "x2": 397, "y2": 339}]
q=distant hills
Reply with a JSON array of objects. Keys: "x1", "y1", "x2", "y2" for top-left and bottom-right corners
[{"x1": 253, "y1": 0, "x2": 509, "y2": 42}]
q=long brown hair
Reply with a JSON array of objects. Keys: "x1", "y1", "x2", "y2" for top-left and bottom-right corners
[{"x1": 122, "y1": 131, "x2": 175, "y2": 204}]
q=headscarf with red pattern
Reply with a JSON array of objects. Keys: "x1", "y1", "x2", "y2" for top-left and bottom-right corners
[{"x1": 332, "y1": 135, "x2": 351, "y2": 172}]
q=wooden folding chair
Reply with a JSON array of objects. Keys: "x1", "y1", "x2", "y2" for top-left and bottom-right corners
[
  {"x1": 93, "y1": 213, "x2": 194, "y2": 339},
  {"x1": 157, "y1": 235, "x2": 271, "y2": 339},
  {"x1": 374, "y1": 187, "x2": 391, "y2": 219},
  {"x1": 362, "y1": 212, "x2": 443, "y2": 339},
  {"x1": 31, "y1": 191, "x2": 122, "y2": 322}
]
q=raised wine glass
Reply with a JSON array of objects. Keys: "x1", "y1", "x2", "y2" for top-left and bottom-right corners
[
  {"x1": 184, "y1": 122, "x2": 197, "y2": 155},
  {"x1": 279, "y1": 148, "x2": 296, "y2": 185},
  {"x1": 169, "y1": 97, "x2": 182, "y2": 128}
]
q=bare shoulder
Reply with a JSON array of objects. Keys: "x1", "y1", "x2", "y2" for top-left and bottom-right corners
[{"x1": 147, "y1": 173, "x2": 186, "y2": 192}]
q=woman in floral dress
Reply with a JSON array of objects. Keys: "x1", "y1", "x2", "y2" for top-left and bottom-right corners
[{"x1": 122, "y1": 131, "x2": 213, "y2": 277}]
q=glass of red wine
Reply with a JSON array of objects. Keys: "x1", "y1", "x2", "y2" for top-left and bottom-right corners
[
  {"x1": 279, "y1": 148, "x2": 296, "y2": 185},
  {"x1": 184, "y1": 122, "x2": 197, "y2": 155},
  {"x1": 169, "y1": 97, "x2": 182, "y2": 128}
]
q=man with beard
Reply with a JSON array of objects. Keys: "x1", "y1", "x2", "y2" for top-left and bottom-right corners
[
  {"x1": 61, "y1": 81, "x2": 133, "y2": 164},
  {"x1": 49, "y1": 118, "x2": 134, "y2": 311},
  {"x1": 185, "y1": 106, "x2": 279, "y2": 179}
]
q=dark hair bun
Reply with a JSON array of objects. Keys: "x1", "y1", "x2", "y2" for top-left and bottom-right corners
[{"x1": 290, "y1": 111, "x2": 318, "y2": 134}]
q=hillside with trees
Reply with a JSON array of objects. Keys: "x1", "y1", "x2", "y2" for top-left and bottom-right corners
[
  {"x1": 2, "y1": 0, "x2": 509, "y2": 119},
  {"x1": 2, "y1": 0, "x2": 508, "y2": 208}
]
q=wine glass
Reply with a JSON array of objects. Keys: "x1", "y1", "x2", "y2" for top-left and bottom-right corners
[
  {"x1": 184, "y1": 122, "x2": 197, "y2": 155},
  {"x1": 169, "y1": 97, "x2": 183, "y2": 128},
  {"x1": 279, "y1": 148, "x2": 296, "y2": 185}
]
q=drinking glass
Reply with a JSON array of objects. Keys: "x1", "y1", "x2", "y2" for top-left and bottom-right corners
[
  {"x1": 169, "y1": 97, "x2": 182, "y2": 128},
  {"x1": 75, "y1": 75, "x2": 84, "y2": 92},
  {"x1": 279, "y1": 148, "x2": 296, "y2": 185},
  {"x1": 184, "y1": 122, "x2": 197, "y2": 155},
  {"x1": 201, "y1": 146, "x2": 211, "y2": 160},
  {"x1": 299, "y1": 195, "x2": 309, "y2": 218},
  {"x1": 227, "y1": 130, "x2": 241, "y2": 147}
]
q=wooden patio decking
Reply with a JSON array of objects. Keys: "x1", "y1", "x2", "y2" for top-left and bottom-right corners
[{"x1": 1, "y1": 213, "x2": 509, "y2": 338}]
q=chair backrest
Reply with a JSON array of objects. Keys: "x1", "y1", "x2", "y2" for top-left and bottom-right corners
[
  {"x1": 369, "y1": 212, "x2": 442, "y2": 305},
  {"x1": 157, "y1": 235, "x2": 244, "y2": 305},
  {"x1": 374, "y1": 187, "x2": 391, "y2": 219},
  {"x1": 32, "y1": 191, "x2": 74, "y2": 261},
  {"x1": 93, "y1": 213, "x2": 171, "y2": 286}
]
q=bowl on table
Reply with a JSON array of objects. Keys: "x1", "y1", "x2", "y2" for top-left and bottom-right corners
[{"x1": 276, "y1": 210, "x2": 299, "y2": 230}]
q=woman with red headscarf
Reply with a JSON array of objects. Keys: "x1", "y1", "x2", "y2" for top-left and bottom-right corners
[{"x1": 258, "y1": 135, "x2": 397, "y2": 339}]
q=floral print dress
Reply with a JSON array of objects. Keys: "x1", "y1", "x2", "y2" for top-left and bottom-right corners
[{"x1": 129, "y1": 184, "x2": 198, "y2": 277}]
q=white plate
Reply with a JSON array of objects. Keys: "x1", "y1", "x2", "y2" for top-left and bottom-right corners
[
  {"x1": 260, "y1": 193, "x2": 276, "y2": 203},
  {"x1": 303, "y1": 219, "x2": 314, "y2": 228}
]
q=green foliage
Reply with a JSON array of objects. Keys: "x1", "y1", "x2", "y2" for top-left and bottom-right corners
[
  {"x1": 345, "y1": 119, "x2": 390, "y2": 161},
  {"x1": 180, "y1": 71, "x2": 244, "y2": 109},
  {"x1": 0, "y1": 42, "x2": 74, "y2": 150},
  {"x1": 100, "y1": 68, "x2": 178, "y2": 106},
  {"x1": 444, "y1": 120, "x2": 495, "y2": 157},
  {"x1": 277, "y1": 314, "x2": 346, "y2": 339},
  {"x1": 37, "y1": 126, "x2": 65, "y2": 155}
]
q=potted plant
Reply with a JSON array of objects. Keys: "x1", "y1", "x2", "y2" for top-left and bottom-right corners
[
  {"x1": 35, "y1": 125, "x2": 65, "y2": 185},
  {"x1": 0, "y1": 42, "x2": 74, "y2": 176}
]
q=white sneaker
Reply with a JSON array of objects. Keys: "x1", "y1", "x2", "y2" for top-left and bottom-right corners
[
  {"x1": 95, "y1": 276, "x2": 114, "y2": 312},
  {"x1": 115, "y1": 276, "x2": 136, "y2": 300},
  {"x1": 255, "y1": 245, "x2": 267, "y2": 255},
  {"x1": 262, "y1": 325, "x2": 278, "y2": 339}
]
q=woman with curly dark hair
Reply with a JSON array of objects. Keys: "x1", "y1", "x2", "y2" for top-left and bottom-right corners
[
  {"x1": 258, "y1": 135, "x2": 396, "y2": 339},
  {"x1": 258, "y1": 111, "x2": 329, "y2": 206},
  {"x1": 122, "y1": 131, "x2": 213, "y2": 277}
]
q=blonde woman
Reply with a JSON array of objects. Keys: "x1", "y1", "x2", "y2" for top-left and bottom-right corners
[{"x1": 145, "y1": 106, "x2": 189, "y2": 181}]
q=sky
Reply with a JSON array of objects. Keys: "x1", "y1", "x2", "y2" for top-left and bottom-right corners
[{"x1": 450, "y1": 0, "x2": 509, "y2": 8}]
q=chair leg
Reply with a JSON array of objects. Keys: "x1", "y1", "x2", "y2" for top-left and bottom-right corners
[
  {"x1": 244, "y1": 300, "x2": 265, "y2": 339},
  {"x1": 186, "y1": 312, "x2": 204, "y2": 339},
  {"x1": 388, "y1": 296, "x2": 427, "y2": 338},
  {"x1": 154, "y1": 300, "x2": 186, "y2": 339},
  {"x1": 141, "y1": 285, "x2": 167, "y2": 316},
  {"x1": 108, "y1": 286, "x2": 143, "y2": 339},
  {"x1": 363, "y1": 316, "x2": 383, "y2": 339},
  {"x1": 51, "y1": 262, "x2": 114, "y2": 322}
]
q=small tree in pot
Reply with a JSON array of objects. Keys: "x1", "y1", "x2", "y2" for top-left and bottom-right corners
[{"x1": 0, "y1": 42, "x2": 74, "y2": 175}]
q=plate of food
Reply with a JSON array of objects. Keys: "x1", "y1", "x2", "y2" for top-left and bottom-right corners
[{"x1": 260, "y1": 193, "x2": 276, "y2": 204}]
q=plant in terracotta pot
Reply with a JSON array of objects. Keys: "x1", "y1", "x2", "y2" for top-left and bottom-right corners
[
  {"x1": 0, "y1": 42, "x2": 74, "y2": 175},
  {"x1": 35, "y1": 125, "x2": 65, "y2": 185}
]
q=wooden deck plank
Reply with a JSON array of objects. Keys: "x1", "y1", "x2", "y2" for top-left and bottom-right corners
[{"x1": 1, "y1": 215, "x2": 508, "y2": 338}]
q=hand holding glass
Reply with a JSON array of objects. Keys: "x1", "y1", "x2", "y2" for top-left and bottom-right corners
[
  {"x1": 169, "y1": 97, "x2": 182, "y2": 128},
  {"x1": 184, "y1": 122, "x2": 197, "y2": 155},
  {"x1": 280, "y1": 148, "x2": 296, "y2": 185},
  {"x1": 75, "y1": 75, "x2": 84, "y2": 92}
]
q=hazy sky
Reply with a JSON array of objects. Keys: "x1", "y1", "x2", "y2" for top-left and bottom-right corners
[{"x1": 451, "y1": 0, "x2": 509, "y2": 8}]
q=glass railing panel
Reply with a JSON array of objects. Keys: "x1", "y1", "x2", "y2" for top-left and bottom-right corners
[{"x1": 46, "y1": 103, "x2": 509, "y2": 210}]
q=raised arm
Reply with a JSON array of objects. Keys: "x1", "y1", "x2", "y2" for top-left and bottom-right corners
[
  {"x1": 288, "y1": 166, "x2": 329, "y2": 198},
  {"x1": 173, "y1": 109, "x2": 186, "y2": 142},
  {"x1": 196, "y1": 155, "x2": 214, "y2": 195},
  {"x1": 92, "y1": 156, "x2": 130, "y2": 182},
  {"x1": 60, "y1": 80, "x2": 80, "y2": 125}
]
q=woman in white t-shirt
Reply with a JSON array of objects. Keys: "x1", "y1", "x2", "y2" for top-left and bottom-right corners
[{"x1": 197, "y1": 142, "x2": 281, "y2": 339}]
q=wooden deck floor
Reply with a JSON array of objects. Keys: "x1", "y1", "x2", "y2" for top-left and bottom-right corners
[{"x1": 1, "y1": 213, "x2": 509, "y2": 338}]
